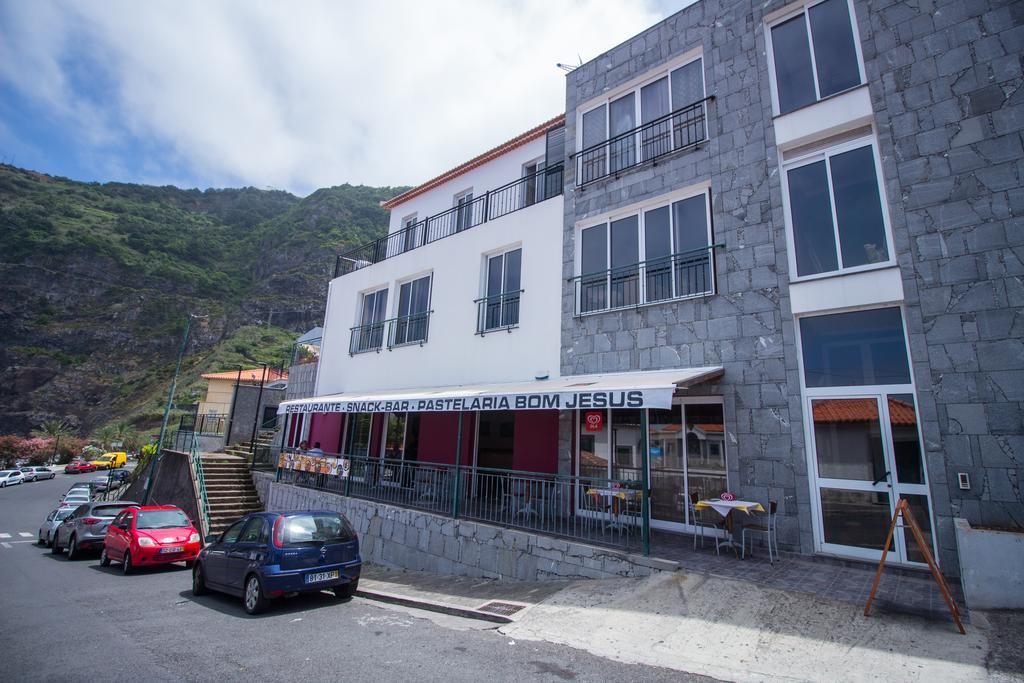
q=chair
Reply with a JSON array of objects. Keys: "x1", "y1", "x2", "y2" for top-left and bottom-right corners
[
  {"x1": 742, "y1": 500, "x2": 778, "y2": 563},
  {"x1": 688, "y1": 492, "x2": 722, "y2": 555}
]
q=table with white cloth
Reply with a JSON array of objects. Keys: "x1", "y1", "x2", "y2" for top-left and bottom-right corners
[{"x1": 694, "y1": 498, "x2": 765, "y2": 555}]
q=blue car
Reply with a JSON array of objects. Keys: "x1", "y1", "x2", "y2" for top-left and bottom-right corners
[{"x1": 192, "y1": 510, "x2": 361, "y2": 614}]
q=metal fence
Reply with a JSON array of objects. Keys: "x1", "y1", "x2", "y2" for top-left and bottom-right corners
[
  {"x1": 474, "y1": 290, "x2": 522, "y2": 334},
  {"x1": 575, "y1": 97, "x2": 712, "y2": 185},
  {"x1": 276, "y1": 451, "x2": 646, "y2": 553},
  {"x1": 334, "y1": 165, "x2": 564, "y2": 278}
]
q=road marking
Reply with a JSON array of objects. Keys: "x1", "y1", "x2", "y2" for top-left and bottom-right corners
[
  {"x1": 18, "y1": 532, "x2": 32, "y2": 538},
  {"x1": 1, "y1": 542, "x2": 11, "y2": 549},
  {"x1": 0, "y1": 533, "x2": 10, "y2": 539}
]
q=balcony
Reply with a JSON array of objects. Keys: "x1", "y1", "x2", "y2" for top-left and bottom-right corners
[
  {"x1": 349, "y1": 311, "x2": 433, "y2": 354},
  {"x1": 335, "y1": 164, "x2": 564, "y2": 278},
  {"x1": 574, "y1": 96, "x2": 713, "y2": 186},
  {"x1": 474, "y1": 290, "x2": 523, "y2": 335},
  {"x1": 570, "y1": 245, "x2": 719, "y2": 316}
]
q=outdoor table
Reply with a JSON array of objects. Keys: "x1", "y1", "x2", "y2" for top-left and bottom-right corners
[
  {"x1": 586, "y1": 488, "x2": 641, "y2": 531},
  {"x1": 694, "y1": 498, "x2": 765, "y2": 556}
]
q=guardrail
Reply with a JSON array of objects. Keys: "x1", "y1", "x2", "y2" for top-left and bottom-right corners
[
  {"x1": 185, "y1": 431, "x2": 212, "y2": 538},
  {"x1": 569, "y1": 244, "x2": 719, "y2": 316},
  {"x1": 334, "y1": 164, "x2": 564, "y2": 278},
  {"x1": 474, "y1": 290, "x2": 522, "y2": 334},
  {"x1": 574, "y1": 96, "x2": 712, "y2": 186},
  {"x1": 276, "y1": 450, "x2": 645, "y2": 553}
]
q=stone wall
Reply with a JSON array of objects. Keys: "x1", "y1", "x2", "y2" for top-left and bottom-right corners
[
  {"x1": 558, "y1": 0, "x2": 1023, "y2": 571},
  {"x1": 253, "y1": 472, "x2": 676, "y2": 581}
]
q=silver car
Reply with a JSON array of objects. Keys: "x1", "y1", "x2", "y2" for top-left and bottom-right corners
[
  {"x1": 52, "y1": 501, "x2": 140, "y2": 560},
  {"x1": 24, "y1": 466, "x2": 57, "y2": 481},
  {"x1": 0, "y1": 470, "x2": 24, "y2": 487},
  {"x1": 38, "y1": 507, "x2": 75, "y2": 546}
]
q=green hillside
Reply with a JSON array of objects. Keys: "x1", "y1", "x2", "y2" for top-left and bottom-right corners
[{"x1": 0, "y1": 164, "x2": 407, "y2": 436}]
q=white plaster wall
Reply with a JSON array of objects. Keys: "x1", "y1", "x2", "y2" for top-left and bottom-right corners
[
  {"x1": 317, "y1": 194, "x2": 563, "y2": 395},
  {"x1": 385, "y1": 137, "x2": 549, "y2": 232}
]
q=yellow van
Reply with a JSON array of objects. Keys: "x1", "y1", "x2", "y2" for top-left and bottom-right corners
[{"x1": 92, "y1": 452, "x2": 127, "y2": 470}]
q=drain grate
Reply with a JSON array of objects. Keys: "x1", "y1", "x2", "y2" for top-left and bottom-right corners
[{"x1": 477, "y1": 601, "x2": 526, "y2": 616}]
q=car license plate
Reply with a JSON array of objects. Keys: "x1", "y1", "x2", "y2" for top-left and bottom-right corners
[
  {"x1": 304, "y1": 570, "x2": 339, "y2": 584},
  {"x1": 159, "y1": 546, "x2": 183, "y2": 554}
]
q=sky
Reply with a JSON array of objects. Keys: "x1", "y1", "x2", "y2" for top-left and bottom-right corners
[{"x1": 0, "y1": 1, "x2": 691, "y2": 196}]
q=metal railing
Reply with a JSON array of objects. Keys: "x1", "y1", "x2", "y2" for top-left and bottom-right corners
[
  {"x1": 186, "y1": 431, "x2": 212, "y2": 538},
  {"x1": 349, "y1": 321, "x2": 386, "y2": 354},
  {"x1": 178, "y1": 413, "x2": 227, "y2": 437},
  {"x1": 569, "y1": 244, "x2": 719, "y2": 316},
  {"x1": 388, "y1": 311, "x2": 432, "y2": 348},
  {"x1": 276, "y1": 450, "x2": 645, "y2": 553},
  {"x1": 334, "y1": 164, "x2": 564, "y2": 278},
  {"x1": 575, "y1": 97, "x2": 713, "y2": 186},
  {"x1": 475, "y1": 290, "x2": 523, "y2": 334}
]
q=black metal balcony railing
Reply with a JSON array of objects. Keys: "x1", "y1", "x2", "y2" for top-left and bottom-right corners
[
  {"x1": 575, "y1": 96, "x2": 713, "y2": 186},
  {"x1": 474, "y1": 289, "x2": 523, "y2": 335},
  {"x1": 334, "y1": 164, "x2": 564, "y2": 278},
  {"x1": 349, "y1": 311, "x2": 433, "y2": 354},
  {"x1": 570, "y1": 245, "x2": 719, "y2": 316},
  {"x1": 349, "y1": 321, "x2": 385, "y2": 354},
  {"x1": 177, "y1": 413, "x2": 227, "y2": 437},
  {"x1": 277, "y1": 451, "x2": 646, "y2": 553}
]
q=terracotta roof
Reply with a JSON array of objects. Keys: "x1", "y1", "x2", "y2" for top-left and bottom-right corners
[
  {"x1": 202, "y1": 368, "x2": 288, "y2": 383},
  {"x1": 381, "y1": 114, "x2": 566, "y2": 210},
  {"x1": 692, "y1": 423, "x2": 725, "y2": 433},
  {"x1": 812, "y1": 398, "x2": 916, "y2": 425}
]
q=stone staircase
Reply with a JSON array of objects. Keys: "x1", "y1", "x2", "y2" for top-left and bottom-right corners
[{"x1": 199, "y1": 455, "x2": 263, "y2": 537}]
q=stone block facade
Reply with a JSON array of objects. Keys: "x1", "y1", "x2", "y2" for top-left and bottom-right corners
[
  {"x1": 559, "y1": 0, "x2": 1023, "y2": 572},
  {"x1": 253, "y1": 472, "x2": 676, "y2": 581}
]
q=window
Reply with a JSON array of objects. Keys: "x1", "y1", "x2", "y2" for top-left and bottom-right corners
[
  {"x1": 454, "y1": 190, "x2": 474, "y2": 232},
  {"x1": 577, "y1": 191, "x2": 712, "y2": 314},
  {"x1": 238, "y1": 517, "x2": 265, "y2": 544},
  {"x1": 344, "y1": 413, "x2": 372, "y2": 457},
  {"x1": 770, "y1": 0, "x2": 862, "y2": 114},
  {"x1": 522, "y1": 159, "x2": 545, "y2": 207},
  {"x1": 221, "y1": 518, "x2": 247, "y2": 544},
  {"x1": 578, "y1": 57, "x2": 706, "y2": 184},
  {"x1": 401, "y1": 213, "x2": 420, "y2": 253},
  {"x1": 352, "y1": 288, "x2": 388, "y2": 353},
  {"x1": 480, "y1": 248, "x2": 522, "y2": 332},
  {"x1": 784, "y1": 138, "x2": 890, "y2": 278},
  {"x1": 544, "y1": 125, "x2": 566, "y2": 197},
  {"x1": 799, "y1": 307, "x2": 911, "y2": 388},
  {"x1": 391, "y1": 275, "x2": 431, "y2": 346}
]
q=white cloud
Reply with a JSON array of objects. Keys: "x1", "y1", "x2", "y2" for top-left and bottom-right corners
[{"x1": 1, "y1": 0, "x2": 663, "y2": 194}]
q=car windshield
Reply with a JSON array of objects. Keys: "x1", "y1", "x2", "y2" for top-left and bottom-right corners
[
  {"x1": 279, "y1": 514, "x2": 355, "y2": 546},
  {"x1": 55, "y1": 509, "x2": 73, "y2": 521},
  {"x1": 92, "y1": 505, "x2": 133, "y2": 518},
  {"x1": 136, "y1": 510, "x2": 190, "y2": 529}
]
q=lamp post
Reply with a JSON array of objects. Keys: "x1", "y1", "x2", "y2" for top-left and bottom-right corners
[{"x1": 142, "y1": 314, "x2": 196, "y2": 504}]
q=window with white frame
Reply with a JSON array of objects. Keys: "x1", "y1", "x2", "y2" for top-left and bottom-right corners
[
  {"x1": 578, "y1": 56, "x2": 706, "y2": 184},
  {"x1": 577, "y1": 190, "x2": 713, "y2": 314},
  {"x1": 352, "y1": 288, "x2": 388, "y2": 353},
  {"x1": 479, "y1": 247, "x2": 522, "y2": 333},
  {"x1": 782, "y1": 134, "x2": 891, "y2": 278},
  {"x1": 392, "y1": 275, "x2": 431, "y2": 346},
  {"x1": 454, "y1": 189, "x2": 475, "y2": 232},
  {"x1": 401, "y1": 213, "x2": 420, "y2": 253},
  {"x1": 769, "y1": 0, "x2": 863, "y2": 115}
]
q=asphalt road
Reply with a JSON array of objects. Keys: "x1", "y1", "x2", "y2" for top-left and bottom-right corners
[{"x1": 0, "y1": 473, "x2": 702, "y2": 683}]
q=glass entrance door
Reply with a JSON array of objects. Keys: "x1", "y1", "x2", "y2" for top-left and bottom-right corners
[{"x1": 808, "y1": 394, "x2": 935, "y2": 564}]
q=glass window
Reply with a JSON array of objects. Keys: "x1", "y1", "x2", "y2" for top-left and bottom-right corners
[
  {"x1": 581, "y1": 105, "x2": 607, "y2": 184},
  {"x1": 649, "y1": 406, "x2": 685, "y2": 524},
  {"x1": 672, "y1": 194, "x2": 711, "y2": 297},
  {"x1": 888, "y1": 394, "x2": 924, "y2": 485},
  {"x1": 670, "y1": 59, "x2": 704, "y2": 111},
  {"x1": 640, "y1": 77, "x2": 671, "y2": 160},
  {"x1": 221, "y1": 519, "x2": 247, "y2": 544},
  {"x1": 609, "y1": 93, "x2": 636, "y2": 172},
  {"x1": 800, "y1": 307, "x2": 911, "y2": 388},
  {"x1": 395, "y1": 275, "x2": 431, "y2": 345},
  {"x1": 684, "y1": 403, "x2": 727, "y2": 500},
  {"x1": 355, "y1": 288, "x2": 387, "y2": 353},
  {"x1": 382, "y1": 413, "x2": 406, "y2": 461},
  {"x1": 238, "y1": 517, "x2": 265, "y2": 544},
  {"x1": 808, "y1": 0, "x2": 861, "y2": 98},
  {"x1": 578, "y1": 410, "x2": 609, "y2": 481},
  {"x1": 610, "y1": 215, "x2": 640, "y2": 308},
  {"x1": 644, "y1": 206, "x2": 672, "y2": 302},
  {"x1": 483, "y1": 248, "x2": 522, "y2": 330},
  {"x1": 344, "y1": 413, "x2": 372, "y2": 457},
  {"x1": 455, "y1": 191, "x2": 474, "y2": 232},
  {"x1": 611, "y1": 409, "x2": 643, "y2": 481},
  {"x1": 900, "y1": 493, "x2": 934, "y2": 564},
  {"x1": 786, "y1": 141, "x2": 888, "y2": 277},
  {"x1": 820, "y1": 488, "x2": 893, "y2": 550},
  {"x1": 771, "y1": 0, "x2": 862, "y2": 114},
  {"x1": 580, "y1": 224, "x2": 608, "y2": 313},
  {"x1": 477, "y1": 411, "x2": 515, "y2": 470},
  {"x1": 812, "y1": 398, "x2": 886, "y2": 480}
]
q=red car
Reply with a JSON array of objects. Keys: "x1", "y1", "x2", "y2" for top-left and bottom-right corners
[
  {"x1": 101, "y1": 505, "x2": 202, "y2": 574},
  {"x1": 65, "y1": 460, "x2": 96, "y2": 474}
]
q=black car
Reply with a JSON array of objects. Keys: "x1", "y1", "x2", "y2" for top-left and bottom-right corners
[
  {"x1": 108, "y1": 469, "x2": 131, "y2": 484},
  {"x1": 193, "y1": 511, "x2": 361, "y2": 614}
]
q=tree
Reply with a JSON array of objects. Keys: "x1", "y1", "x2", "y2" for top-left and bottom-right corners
[
  {"x1": 114, "y1": 422, "x2": 140, "y2": 453},
  {"x1": 92, "y1": 425, "x2": 118, "y2": 451},
  {"x1": 32, "y1": 418, "x2": 74, "y2": 440}
]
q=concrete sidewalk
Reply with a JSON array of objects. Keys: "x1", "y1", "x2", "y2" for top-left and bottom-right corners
[{"x1": 358, "y1": 564, "x2": 1024, "y2": 682}]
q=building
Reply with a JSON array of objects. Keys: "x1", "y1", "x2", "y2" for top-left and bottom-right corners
[
  {"x1": 279, "y1": 0, "x2": 1023, "y2": 577},
  {"x1": 198, "y1": 368, "x2": 288, "y2": 416}
]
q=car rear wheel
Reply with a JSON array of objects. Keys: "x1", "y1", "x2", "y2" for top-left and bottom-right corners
[
  {"x1": 332, "y1": 579, "x2": 358, "y2": 601},
  {"x1": 192, "y1": 564, "x2": 207, "y2": 596},
  {"x1": 51, "y1": 535, "x2": 62, "y2": 554},
  {"x1": 122, "y1": 551, "x2": 133, "y2": 575},
  {"x1": 100, "y1": 547, "x2": 111, "y2": 567},
  {"x1": 243, "y1": 574, "x2": 269, "y2": 615}
]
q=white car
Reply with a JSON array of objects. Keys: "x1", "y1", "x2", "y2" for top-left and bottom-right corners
[
  {"x1": 61, "y1": 492, "x2": 91, "y2": 507},
  {"x1": 38, "y1": 507, "x2": 75, "y2": 546},
  {"x1": 0, "y1": 470, "x2": 25, "y2": 487}
]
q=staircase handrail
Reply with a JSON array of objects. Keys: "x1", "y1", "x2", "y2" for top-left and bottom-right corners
[{"x1": 186, "y1": 431, "x2": 212, "y2": 539}]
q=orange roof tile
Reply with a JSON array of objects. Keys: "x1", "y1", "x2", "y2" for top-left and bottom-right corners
[
  {"x1": 813, "y1": 398, "x2": 916, "y2": 425},
  {"x1": 381, "y1": 114, "x2": 565, "y2": 210},
  {"x1": 202, "y1": 368, "x2": 288, "y2": 383}
]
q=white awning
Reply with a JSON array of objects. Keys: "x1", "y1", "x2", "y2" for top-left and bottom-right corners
[{"x1": 277, "y1": 366, "x2": 723, "y2": 415}]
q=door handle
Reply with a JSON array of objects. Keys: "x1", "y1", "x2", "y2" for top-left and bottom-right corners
[{"x1": 872, "y1": 470, "x2": 891, "y2": 486}]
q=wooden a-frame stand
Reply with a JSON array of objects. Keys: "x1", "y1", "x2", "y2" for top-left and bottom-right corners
[{"x1": 863, "y1": 498, "x2": 966, "y2": 634}]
